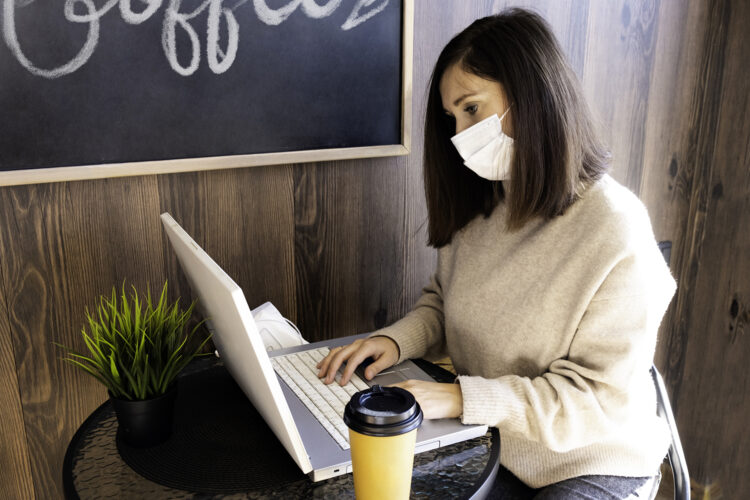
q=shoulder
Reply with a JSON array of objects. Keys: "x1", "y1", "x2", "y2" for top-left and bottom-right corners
[
  {"x1": 574, "y1": 175, "x2": 655, "y2": 254},
  {"x1": 573, "y1": 175, "x2": 675, "y2": 300}
]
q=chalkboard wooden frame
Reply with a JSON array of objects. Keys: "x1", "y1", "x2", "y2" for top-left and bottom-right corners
[{"x1": 0, "y1": 1, "x2": 414, "y2": 187}]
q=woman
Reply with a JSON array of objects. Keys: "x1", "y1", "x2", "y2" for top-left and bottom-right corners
[{"x1": 318, "y1": 9, "x2": 675, "y2": 499}]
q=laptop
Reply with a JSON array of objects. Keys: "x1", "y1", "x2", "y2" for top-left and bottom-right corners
[{"x1": 160, "y1": 212, "x2": 487, "y2": 482}]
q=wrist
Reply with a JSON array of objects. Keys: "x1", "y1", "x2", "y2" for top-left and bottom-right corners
[
  {"x1": 454, "y1": 383, "x2": 464, "y2": 419},
  {"x1": 442, "y1": 383, "x2": 463, "y2": 419}
]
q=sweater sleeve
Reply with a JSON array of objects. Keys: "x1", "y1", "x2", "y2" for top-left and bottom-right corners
[
  {"x1": 369, "y1": 272, "x2": 446, "y2": 364},
  {"x1": 457, "y1": 249, "x2": 676, "y2": 452}
]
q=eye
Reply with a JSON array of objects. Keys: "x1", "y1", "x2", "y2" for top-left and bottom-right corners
[{"x1": 464, "y1": 104, "x2": 478, "y2": 115}]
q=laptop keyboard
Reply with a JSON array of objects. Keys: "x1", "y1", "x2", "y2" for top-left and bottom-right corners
[{"x1": 270, "y1": 347, "x2": 370, "y2": 450}]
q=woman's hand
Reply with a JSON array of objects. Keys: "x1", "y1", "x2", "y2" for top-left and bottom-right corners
[
  {"x1": 391, "y1": 380, "x2": 463, "y2": 420},
  {"x1": 316, "y1": 336, "x2": 399, "y2": 385}
]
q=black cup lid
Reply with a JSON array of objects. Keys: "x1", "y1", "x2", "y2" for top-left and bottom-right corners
[{"x1": 343, "y1": 385, "x2": 423, "y2": 437}]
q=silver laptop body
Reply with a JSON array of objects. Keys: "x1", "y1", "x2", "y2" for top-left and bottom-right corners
[{"x1": 161, "y1": 212, "x2": 488, "y2": 481}]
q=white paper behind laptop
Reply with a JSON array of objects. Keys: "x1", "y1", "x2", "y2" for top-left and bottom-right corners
[{"x1": 160, "y1": 213, "x2": 313, "y2": 474}]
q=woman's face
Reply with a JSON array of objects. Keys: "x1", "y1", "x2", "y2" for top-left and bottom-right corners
[{"x1": 439, "y1": 63, "x2": 513, "y2": 137}]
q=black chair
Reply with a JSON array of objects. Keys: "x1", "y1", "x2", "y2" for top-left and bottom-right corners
[{"x1": 647, "y1": 241, "x2": 690, "y2": 500}]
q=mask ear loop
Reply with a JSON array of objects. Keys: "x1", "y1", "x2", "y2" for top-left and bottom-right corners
[{"x1": 498, "y1": 103, "x2": 513, "y2": 122}]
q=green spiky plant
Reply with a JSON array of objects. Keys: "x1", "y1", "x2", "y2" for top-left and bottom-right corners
[{"x1": 57, "y1": 281, "x2": 212, "y2": 400}]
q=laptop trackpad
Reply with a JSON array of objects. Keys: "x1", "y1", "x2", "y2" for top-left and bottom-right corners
[{"x1": 368, "y1": 371, "x2": 407, "y2": 386}]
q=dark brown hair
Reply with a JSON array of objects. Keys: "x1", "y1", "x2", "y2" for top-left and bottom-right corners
[{"x1": 424, "y1": 8, "x2": 609, "y2": 247}]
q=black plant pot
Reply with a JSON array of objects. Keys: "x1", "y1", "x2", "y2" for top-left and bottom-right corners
[{"x1": 110, "y1": 384, "x2": 178, "y2": 448}]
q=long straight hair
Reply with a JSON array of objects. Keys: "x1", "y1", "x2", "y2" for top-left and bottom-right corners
[{"x1": 424, "y1": 9, "x2": 610, "y2": 247}]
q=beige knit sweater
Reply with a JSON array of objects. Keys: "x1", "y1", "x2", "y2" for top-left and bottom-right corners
[{"x1": 375, "y1": 175, "x2": 676, "y2": 488}]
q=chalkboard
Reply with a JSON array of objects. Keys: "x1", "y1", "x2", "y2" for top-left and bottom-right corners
[{"x1": 0, "y1": 0, "x2": 413, "y2": 186}]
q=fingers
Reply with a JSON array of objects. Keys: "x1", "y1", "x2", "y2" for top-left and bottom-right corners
[
  {"x1": 339, "y1": 336, "x2": 399, "y2": 385},
  {"x1": 315, "y1": 344, "x2": 343, "y2": 376},
  {"x1": 316, "y1": 337, "x2": 399, "y2": 386},
  {"x1": 315, "y1": 345, "x2": 340, "y2": 380},
  {"x1": 364, "y1": 354, "x2": 394, "y2": 381},
  {"x1": 363, "y1": 336, "x2": 400, "y2": 380},
  {"x1": 338, "y1": 344, "x2": 378, "y2": 385},
  {"x1": 316, "y1": 341, "x2": 362, "y2": 384}
]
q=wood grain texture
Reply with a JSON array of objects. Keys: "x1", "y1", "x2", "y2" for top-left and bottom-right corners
[
  {"x1": 664, "y1": 0, "x2": 731, "y2": 416},
  {"x1": 0, "y1": 208, "x2": 35, "y2": 499},
  {"x1": 503, "y1": 0, "x2": 590, "y2": 77},
  {"x1": 638, "y1": 0, "x2": 707, "y2": 380},
  {"x1": 639, "y1": 0, "x2": 705, "y2": 243},
  {"x1": 0, "y1": 1, "x2": 748, "y2": 497},
  {"x1": 158, "y1": 165, "x2": 297, "y2": 331},
  {"x1": 0, "y1": 178, "x2": 167, "y2": 498},
  {"x1": 293, "y1": 160, "x2": 369, "y2": 340},
  {"x1": 581, "y1": 0, "x2": 660, "y2": 192},
  {"x1": 669, "y1": 0, "x2": 750, "y2": 494},
  {"x1": 641, "y1": 0, "x2": 715, "y2": 387},
  {"x1": 209, "y1": 165, "x2": 297, "y2": 318}
]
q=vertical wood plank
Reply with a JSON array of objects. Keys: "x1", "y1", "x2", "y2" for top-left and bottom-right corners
[
  {"x1": 0, "y1": 177, "x2": 164, "y2": 498},
  {"x1": 158, "y1": 165, "x2": 297, "y2": 325},
  {"x1": 639, "y1": 0, "x2": 705, "y2": 237},
  {"x1": 0, "y1": 183, "x2": 91, "y2": 500},
  {"x1": 293, "y1": 160, "x2": 365, "y2": 340},
  {"x1": 0, "y1": 209, "x2": 35, "y2": 499},
  {"x1": 205, "y1": 165, "x2": 297, "y2": 320},
  {"x1": 670, "y1": 0, "x2": 750, "y2": 493},
  {"x1": 658, "y1": 0, "x2": 731, "y2": 413},
  {"x1": 503, "y1": 0, "x2": 590, "y2": 77},
  {"x1": 581, "y1": 0, "x2": 661, "y2": 193},
  {"x1": 155, "y1": 170, "x2": 209, "y2": 305},
  {"x1": 353, "y1": 157, "x2": 410, "y2": 333},
  {"x1": 639, "y1": 0, "x2": 709, "y2": 374}
]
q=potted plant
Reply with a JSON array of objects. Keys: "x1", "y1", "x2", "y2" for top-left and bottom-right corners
[{"x1": 57, "y1": 281, "x2": 211, "y2": 447}]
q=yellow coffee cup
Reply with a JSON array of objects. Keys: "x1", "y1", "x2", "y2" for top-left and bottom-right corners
[{"x1": 343, "y1": 385, "x2": 423, "y2": 500}]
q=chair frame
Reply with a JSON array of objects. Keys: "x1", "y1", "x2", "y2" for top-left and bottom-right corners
[
  {"x1": 650, "y1": 365, "x2": 690, "y2": 500},
  {"x1": 652, "y1": 241, "x2": 690, "y2": 500}
]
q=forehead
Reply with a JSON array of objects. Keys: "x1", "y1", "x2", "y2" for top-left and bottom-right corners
[{"x1": 439, "y1": 64, "x2": 499, "y2": 107}]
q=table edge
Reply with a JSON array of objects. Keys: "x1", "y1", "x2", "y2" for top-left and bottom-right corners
[
  {"x1": 63, "y1": 399, "x2": 111, "y2": 500},
  {"x1": 464, "y1": 427, "x2": 501, "y2": 500}
]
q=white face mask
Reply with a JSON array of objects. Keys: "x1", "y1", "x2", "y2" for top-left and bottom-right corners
[{"x1": 450, "y1": 107, "x2": 514, "y2": 181}]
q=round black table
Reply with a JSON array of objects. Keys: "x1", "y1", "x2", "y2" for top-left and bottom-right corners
[{"x1": 63, "y1": 358, "x2": 500, "y2": 499}]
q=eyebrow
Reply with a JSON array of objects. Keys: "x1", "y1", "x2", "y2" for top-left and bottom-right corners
[{"x1": 452, "y1": 92, "x2": 479, "y2": 107}]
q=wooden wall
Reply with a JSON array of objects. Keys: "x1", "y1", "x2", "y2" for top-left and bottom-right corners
[
  {"x1": 1, "y1": 1, "x2": 747, "y2": 497},
  {"x1": 649, "y1": 1, "x2": 750, "y2": 496}
]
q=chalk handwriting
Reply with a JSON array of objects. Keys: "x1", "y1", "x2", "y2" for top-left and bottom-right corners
[
  {"x1": 2, "y1": 0, "x2": 391, "y2": 78},
  {"x1": 161, "y1": 0, "x2": 239, "y2": 76},
  {"x1": 252, "y1": 0, "x2": 342, "y2": 26},
  {"x1": 342, "y1": 0, "x2": 389, "y2": 31}
]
